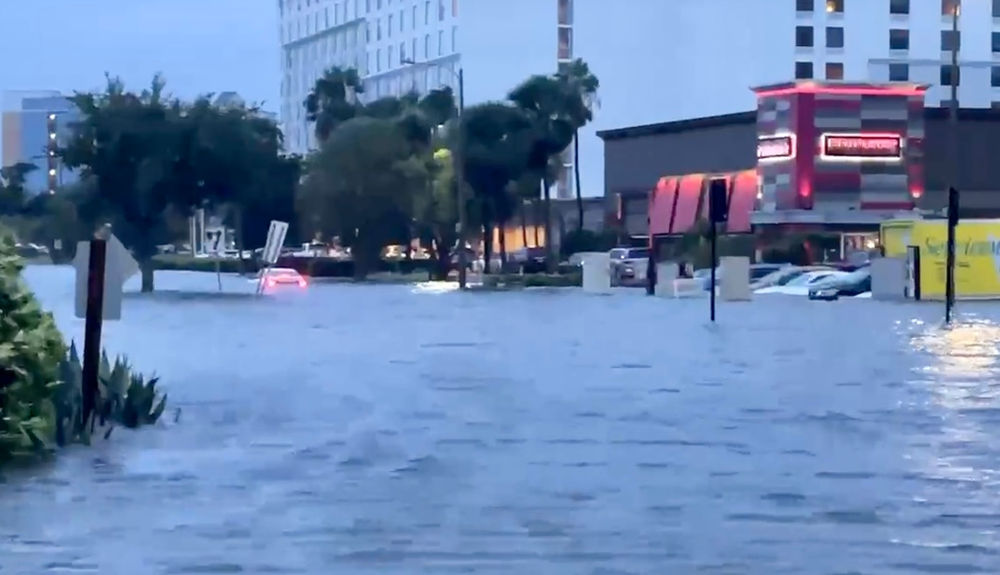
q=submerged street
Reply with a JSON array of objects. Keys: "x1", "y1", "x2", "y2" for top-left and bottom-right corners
[{"x1": 3, "y1": 267, "x2": 1000, "y2": 574}]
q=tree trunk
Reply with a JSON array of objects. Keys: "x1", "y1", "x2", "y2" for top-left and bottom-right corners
[
  {"x1": 235, "y1": 208, "x2": 247, "y2": 276},
  {"x1": 481, "y1": 224, "x2": 492, "y2": 275},
  {"x1": 542, "y1": 177, "x2": 555, "y2": 273},
  {"x1": 498, "y1": 227, "x2": 507, "y2": 270},
  {"x1": 140, "y1": 259, "x2": 155, "y2": 293},
  {"x1": 574, "y1": 131, "x2": 584, "y2": 232},
  {"x1": 519, "y1": 203, "x2": 528, "y2": 248},
  {"x1": 433, "y1": 241, "x2": 451, "y2": 281},
  {"x1": 533, "y1": 200, "x2": 540, "y2": 246}
]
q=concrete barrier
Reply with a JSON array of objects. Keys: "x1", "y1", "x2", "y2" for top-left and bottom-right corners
[
  {"x1": 672, "y1": 278, "x2": 705, "y2": 298},
  {"x1": 581, "y1": 253, "x2": 611, "y2": 294},
  {"x1": 720, "y1": 256, "x2": 751, "y2": 301},
  {"x1": 654, "y1": 262, "x2": 678, "y2": 298},
  {"x1": 871, "y1": 257, "x2": 906, "y2": 300}
]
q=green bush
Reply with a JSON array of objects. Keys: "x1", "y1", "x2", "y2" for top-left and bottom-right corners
[
  {"x1": 483, "y1": 271, "x2": 582, "y2": 289},
  {"x1": 1, "y1": 232, "x2": 166, "y2": 465},
  {"x1": 561, "y1": 229, "x2": 617, "y2": 258},
  {"x1": 52, "y1": 344, "x2": 167, "y2": 446},
  {"x1": 153, "y1": 254, "x2": 258, "y2": 274},
  {"x1": 0, "y1": 234, "x2": 66, "y2": 463}
]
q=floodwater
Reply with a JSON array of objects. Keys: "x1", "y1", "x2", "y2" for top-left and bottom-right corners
[{"x1": 3, "y1": 267, "x2": 1000, "y2": 574}]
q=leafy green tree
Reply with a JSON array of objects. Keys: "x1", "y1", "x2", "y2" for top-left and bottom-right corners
[
  {"x1": 59, "y1": 76, "x2": 196, "y2": 292},
  {"x1": 509, "y1": 76, "x2": 575, "y2": 271},
  {"x1": 298, "y1": 116, "x2": 424, "y2": 278},
  {"x1": 0, "y1": 163, "x2": 38, "y2": 216},
  {"x1": 304, "y1": 67, "x2": 364, "y2": 143},
  {"x1": 0, "y1": 231, "x2": 66, "y2": 463},
  {"x1": 460, "y1": 102, "x2": 533, "y2": 271},
  {"x1": 557, "y1": 59, "x2": 599, "y2": 231},
  {"x1": 415, "y1": 148, "x2": 458, "y2": 279}
]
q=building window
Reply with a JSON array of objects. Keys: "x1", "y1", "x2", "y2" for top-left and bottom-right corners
[
  {"x1": 438, "y1": 30, "x2": 444, "y2": 55},
  {"x1": 796, "y1": 26, "x2": 814, "y2": 48},
  {"x1": 795, "y1": 61, "x2": 814, "y2": 79},
  {"x1": 941, "y1": 30, "x2": 960, "y2": 52},
  {"x1": 425, "y1": 1, "x2": 430, "y2": 23},
  {"x1": 890, "y1": 0, "x2": 909, "y2": 13},
  {"x1": 451, "y1": 25, "x2": 457, "y2": 52},
  {"x1": 399, "y1": 9, "x2": 404, "y2": 31},
  {"x1": 992, "y1": 101, "x2": 1000, "y2": 110},
  {"x1": 992, "y1": 66, "x2": 1000, "y2": 87},
  {"x1": 558, "y1": 27, "x2": 572, "y2": 59},
  {"x1": 796, "y1": 0, "x2": 813, "y2": 11},
  {"x1": 889, "y1": 63, "x2": 909, "y2": 81},
  {"x1": 424, "y1": 34, "x2": 429, "y2": 58},
  {"x1": 826, "y1": 0, "x2": 843, "y2": 13},
  {"x1": 826, "y1": 26, "x2": 844, "y2": 48},
  {"x1": 993, "y1": 32, "x2": 1000, "y2": 53},
  {"x1": 889, "y1": 28, "x2": 909, "y2": 50},
  {"x1": 412, "y1": 6, "x2": 417, "y2": 28},
  {"x1": 995, "y1": 0, "x2": 1000, "y2": 16},
  {"x1": 438, "y1": 0, "x2": 445, "y2": 20},
  {"x1": 376, "y1": 48, "x2": 382, "y2": 72},
  {"x1": 558, "y1": 0, "x2": 572, "y2": 24},
  {"x1": 388, "y1": 45, "x2": 394, "y2": 67},
  {"x1": 825, "y1": 62, "x2": 844, "y2": 80},
  {"x1": 940, "y1": 64, "x2": 960, "y2": 86},
  {"x1": 387, "y1": 14, "x2": 393, "y2": 36},
  {"x1": 942, "y1": 0, "x2": 959, "y2": 15}
]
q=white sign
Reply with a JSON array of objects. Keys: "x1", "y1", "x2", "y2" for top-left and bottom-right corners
[
  {"x1": 206, "y1": 227, "x2": 225, "y2": 255},
  {"x1": 261, "y1": 220, "x2": 289, "y2": 265},
  {"x1": 73, "y1": 233, "x2": 139, "y2": 321}
]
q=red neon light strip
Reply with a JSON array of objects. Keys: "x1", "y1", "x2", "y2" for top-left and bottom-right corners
[{"x1": 756, "y1": 86, "x2": 925, "y2": 98}]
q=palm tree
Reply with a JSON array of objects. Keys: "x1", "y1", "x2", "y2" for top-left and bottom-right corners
[
  {"x1": 304, "y1": 67, "x2": 364, "y2": 143},
  {"x1": 557, "y1": 59, "x2": 599, "y2": 232},
  {"x1": 508, "y1": 75, "x2": 575, "y2": 272}
]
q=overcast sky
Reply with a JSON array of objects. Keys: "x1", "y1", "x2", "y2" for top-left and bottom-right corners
[{"x1": 0, "y1": 0, "x2": 279, "y2": 110}]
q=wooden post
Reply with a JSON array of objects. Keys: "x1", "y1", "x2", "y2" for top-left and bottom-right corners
[{"x1": 80, "y1": 236, "x2": 107, "y2": 424}]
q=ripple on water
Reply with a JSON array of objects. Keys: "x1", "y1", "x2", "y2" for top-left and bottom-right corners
[{"x1": 12, "y1": 270, "x2": 1000, "y2": 574}]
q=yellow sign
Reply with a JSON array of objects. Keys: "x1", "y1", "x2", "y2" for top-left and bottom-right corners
[{"x1": 908, "y1": 220, "x2": 1000, "y2": 299}]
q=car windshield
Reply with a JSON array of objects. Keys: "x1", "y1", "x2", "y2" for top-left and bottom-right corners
[
  {"x1": 610, "y1": 249, "x2": 628, "y2": 260},
  {"x1": 627, "y1": 248, "x2": 649, "y2": 259},
  {"x1": 823, "y1": 267, "x2": 870, "y2": 287},
  {"x1": 786, "y1": 272, "x2": 833, "y2": 286},
  {"x1": 774, "y1": 269, "x2": 807, "y2": 285}
]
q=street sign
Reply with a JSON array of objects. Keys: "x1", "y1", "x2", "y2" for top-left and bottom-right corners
[
  {"x1": 261, "y1": 220, "x2": 289, "y2": 265},
  {"x1": 206, "y1": 227, "x2": 225, "y2": 255},
  {"x1": 73, "y1": 233, "x2": 138, "y2": 321}
]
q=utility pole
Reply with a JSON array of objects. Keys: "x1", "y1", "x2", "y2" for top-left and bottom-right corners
[
  {"x1": 455, "y1": 68, "x2": 468, "y2": 290},
  {"x1": 945, "y1": 1, "x2": 960, "y2": 322}
]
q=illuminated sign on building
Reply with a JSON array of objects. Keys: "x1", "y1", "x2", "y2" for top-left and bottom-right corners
[
  {"x1": 757, "y1": 135, "x2": 794, "y2": 161},
  {"x1": 822, "y1": 133, "x2": 902, "y2": 159}
]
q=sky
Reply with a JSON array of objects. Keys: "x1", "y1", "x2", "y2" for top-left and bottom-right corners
[{"x1": 0, "y1": 0, "x2": 279, "y2": 111}]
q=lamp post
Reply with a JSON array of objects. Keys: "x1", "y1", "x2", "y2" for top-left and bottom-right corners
[
  {"x1": 402, "y1": 59, "x2": 467, "y2": 289},
  {"x1": 945, "y1": 1, "x2": 960, "y2": 322}
]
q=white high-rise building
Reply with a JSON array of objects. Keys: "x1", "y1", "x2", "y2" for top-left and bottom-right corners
[{"x1": 279, "y1": 0, "x2": 1000, "y2": 199}]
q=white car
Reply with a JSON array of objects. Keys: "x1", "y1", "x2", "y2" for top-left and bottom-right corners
[{"x1": 754, "y1": 270, "x2": 847, "y2": 295}]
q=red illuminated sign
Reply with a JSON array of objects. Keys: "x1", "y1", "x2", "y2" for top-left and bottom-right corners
[
  {"x1": 822, "y1": 134, "x2": 901, "y2": 158},
  {"x1": 757, "y1": 136, "x2": 793, "y2": 160}
]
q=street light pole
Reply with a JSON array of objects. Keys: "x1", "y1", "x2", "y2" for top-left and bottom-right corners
[
  {"x1": 454, "y1": 68, "x2": 468, "y2": 290},
  {"x1": 402, "y1": 58, "x2": 467, "y2": 289},
  {"x1": 945, "y1": 2, "x2": 960, "y2": 322}
]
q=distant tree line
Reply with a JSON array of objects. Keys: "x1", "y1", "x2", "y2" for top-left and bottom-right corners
[{"x1": 2, "y1": 60, "x2": 599, "y2": 287}]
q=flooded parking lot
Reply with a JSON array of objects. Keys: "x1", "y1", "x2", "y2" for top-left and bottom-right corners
[{"x1": 3, "y1": 267, "x2": 1000, "y2": 574}]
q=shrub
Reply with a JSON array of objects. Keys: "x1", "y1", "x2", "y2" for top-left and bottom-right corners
[
  {"x1": 0, "y1": 234, "x2": 66, "y2": 463},
  {"x1": 52, "y1": 344, "x2": 167, "y2": 446},
  {"x1": 561, "y1": 229, "x2": 617, "y2": 258}
]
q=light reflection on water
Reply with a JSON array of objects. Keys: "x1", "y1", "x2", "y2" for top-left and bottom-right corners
[{"x1": 3, "y1": 268, "x2": 1000, "y2": 574}]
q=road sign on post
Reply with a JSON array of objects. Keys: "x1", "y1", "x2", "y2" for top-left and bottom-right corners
[
  {"x1": 262, "y1": 220, "x2": 289, "y2": 265},
  {"x1": 74, "y1": 233, "x2": 139, "y2": 321},
  {"x1": 205, "y1": 227, "x2": 225, "y2": 255},
  {"x1": 257, "y1": 220, "x2": 289, "y2": 295}
]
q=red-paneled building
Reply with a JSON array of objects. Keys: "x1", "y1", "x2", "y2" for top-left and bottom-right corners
[{"x1": 636, "y1": 81, "x2": 933, "y2": 254}]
